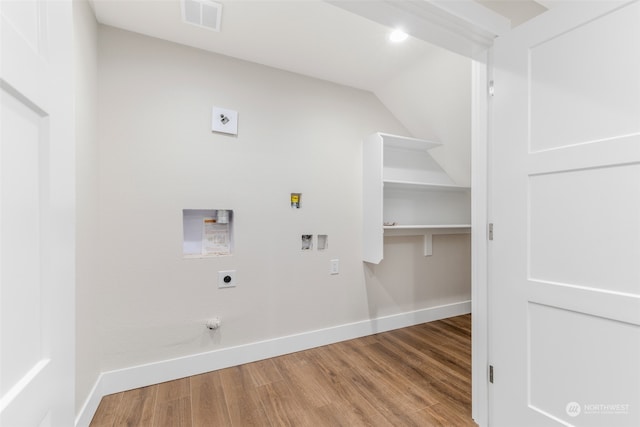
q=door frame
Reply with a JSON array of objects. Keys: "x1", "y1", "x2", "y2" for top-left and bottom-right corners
[
  {"x1": 470, "y1": 48, "x2": 490, "y2": 427},
  {"x1": 328, "y1": 2, "x2": 510, "y2": 426}
]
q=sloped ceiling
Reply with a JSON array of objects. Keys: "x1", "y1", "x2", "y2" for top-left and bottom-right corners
[
  {"x1": 477, "y1": 0, "x2": 547, "y2": 27},
  {"x1": 91, "y1": 0, "x2": 548, "y2": 185},
  {"x1": 92, "y1": 0, "x2": 547, "y2": 93},
  {"x1": 92, "y1": 0, "x2": 445, "y2": 93}
]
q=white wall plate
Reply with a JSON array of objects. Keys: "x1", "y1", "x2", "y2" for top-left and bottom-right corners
[{"x1": 212, "y1": 106, "x2": 238, "y2": 135}]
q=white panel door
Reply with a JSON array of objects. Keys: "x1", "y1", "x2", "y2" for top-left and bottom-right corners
[
  {"x1": 490, "y1": 1, "x2": 640, "y2": 426},
  {"x1": 0, "y1": 1, "x2": 75, "y2": 426}
]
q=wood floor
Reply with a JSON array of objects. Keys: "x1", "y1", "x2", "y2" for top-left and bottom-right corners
[{"x1": 90, "y1": 314, "x2": 473, "y2": 427}]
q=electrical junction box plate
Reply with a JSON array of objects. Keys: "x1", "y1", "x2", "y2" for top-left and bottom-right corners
[
  {"x1": 301, "y1": 235, "x2": 313, "y2": 250},
  {"x1": 212, "y1": 106, "x2": 238, "y2": 135},
  {"x1": 218, "y1": 270, "x2": 236, "y2": 288},
  {"x1": 317, "y1": 235, "x2": 328, "y2": 250}
]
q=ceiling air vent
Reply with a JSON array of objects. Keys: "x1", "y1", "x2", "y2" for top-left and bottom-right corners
[{"x1": 182, "y1": 0, "x2": 222, "y2": 32}]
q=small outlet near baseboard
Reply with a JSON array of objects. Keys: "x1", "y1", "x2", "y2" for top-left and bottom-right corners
[{"x1": 218, "y1": 270, "x2": 236, "y2": 288}]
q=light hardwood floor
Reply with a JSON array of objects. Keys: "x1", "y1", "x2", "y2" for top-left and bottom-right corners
[{"x1": 90, "y1": 314, "x2": 474, "y2": 426}]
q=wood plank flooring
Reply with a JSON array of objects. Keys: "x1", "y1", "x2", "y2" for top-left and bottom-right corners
[{"x1": 90, "y1": 314, "x2": 474, "y2": 427}]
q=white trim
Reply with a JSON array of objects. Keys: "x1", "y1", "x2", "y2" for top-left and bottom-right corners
[
  {"x1": 74, "y1": 375, "x2": 109, "y2": 427},
  {"x1": 327, "y1": 0, "x2": 509, "y2": 58},
  {"x1": 471, "y1": 49, "x2": 490, "y2": 427},
  {"x1": 75, "y1": 301, "x2": 470, "y2": 427},
  {"x1": 429, "y1": 0, "x2": 511, "y2": 35}
]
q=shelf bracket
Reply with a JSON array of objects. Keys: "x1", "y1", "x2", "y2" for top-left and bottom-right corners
[{"x1": 424, "y1": 233, "x2": 434, "y2": 256}]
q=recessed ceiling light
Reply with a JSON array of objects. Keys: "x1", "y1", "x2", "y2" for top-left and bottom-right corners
[{"x1": 389, "y1": 29, "x2": 408, "y2": 43}]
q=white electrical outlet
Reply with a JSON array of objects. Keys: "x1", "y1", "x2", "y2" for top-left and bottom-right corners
[
  {"x1": 330, "y1": 259, "x2": 339, "y2": 275},
  {"x1": 218, "y1": 270, "x2": 236, "y2": 288}
]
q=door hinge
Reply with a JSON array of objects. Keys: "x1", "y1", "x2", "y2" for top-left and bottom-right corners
[
  {"x1": 488, "y1": 80, "x2": 495, "y2": 97},
  {"x1": 489, "y1": 365, "x2": 494, "y2": 383},
  {"x1": 488, "y1": 223, "x2": 494, "y2": 241}
]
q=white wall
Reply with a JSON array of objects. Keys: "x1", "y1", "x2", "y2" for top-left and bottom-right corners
[
  {"x1": 74, "y1": 0, "x2": 100, "y2": 416},
  {"x1": 96, "y1": 25, "x2": 471, "y2": 376},
  {"x1": 370, "y1": 43, "x2": 473, "y2": 321},
  {"x1": 375, "y1": 48, "x2": 472, "y2": 187},
  {"x1": 365, "y1": 234, "x2": 471, "y2": 319}
]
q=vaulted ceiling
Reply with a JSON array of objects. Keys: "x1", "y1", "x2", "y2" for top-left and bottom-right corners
[
  {"x1": 90, "y1": 0, "x2": 548, "y2": 177},
  {"x1": 91, "y1": 0, "x2": 547, "y2": 93}
]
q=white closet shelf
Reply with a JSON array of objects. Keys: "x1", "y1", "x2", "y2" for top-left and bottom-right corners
[
  {"x1": 378, "y1": 133, "x2": 441, "y2": 151},
  {"x1": 383, "y1": 180, "x2": 470, "y2": 191},
  {"x1": 383, "y1": 224, "x2": 471, "y2": 230},
  {"x1": 363, "y1": 132, "x2": 471, "y2": 263}
]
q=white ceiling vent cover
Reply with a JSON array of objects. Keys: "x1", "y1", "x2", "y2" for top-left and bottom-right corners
[{"x1": 182, "y1": 0, "x2": 222, "y2": 32}]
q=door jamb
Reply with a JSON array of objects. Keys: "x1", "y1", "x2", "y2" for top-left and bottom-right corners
[{"x1": 471, "y1": 48, "x2": 490, "y2": 427}]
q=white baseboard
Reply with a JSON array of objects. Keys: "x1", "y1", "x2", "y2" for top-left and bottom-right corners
[{"x1": 75, "y1": 300, "x2": 470, "y2": 427}]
